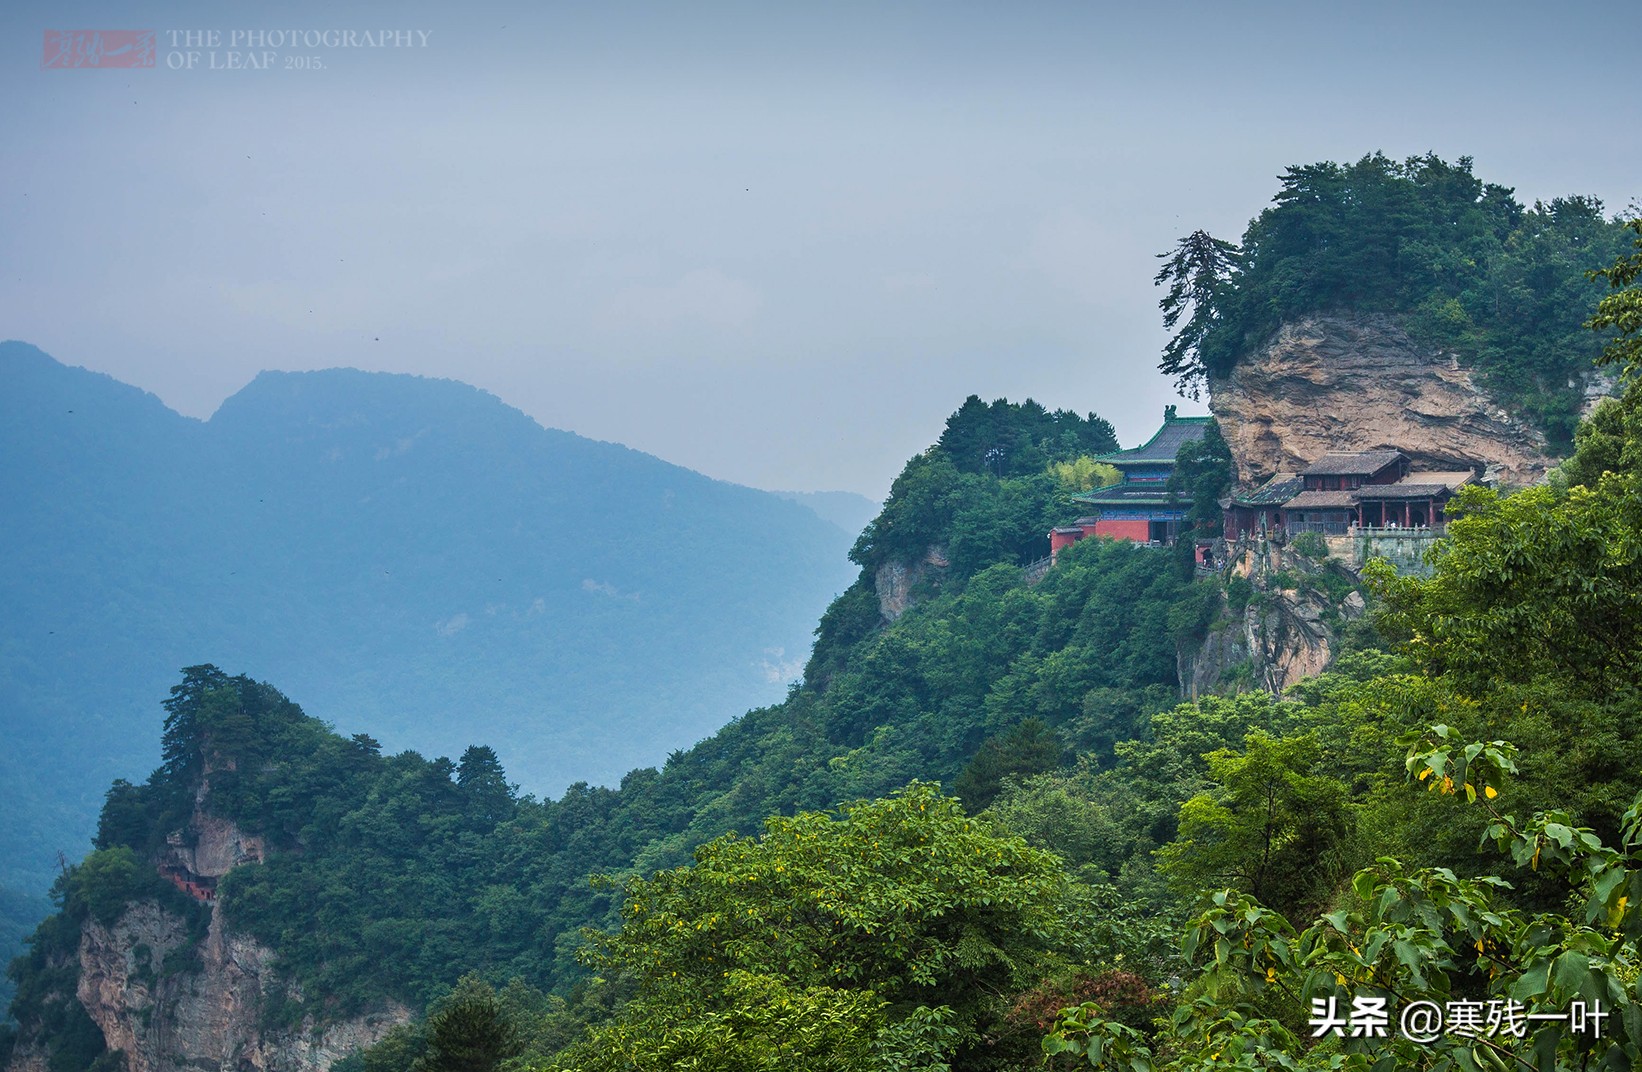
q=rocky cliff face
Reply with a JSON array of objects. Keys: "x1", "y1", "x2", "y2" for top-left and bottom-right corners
[
  {"x1": 1179, "y1": 544, "x2": 1365, "y2": 699},
  {"x1": 73, "y1": 898, "x2": 407, "y2": 1072},
  {"x1": 1210, "y1": 314, "x2": 1559, "y2": 487},
  {"x1": 874, "y1": 546, "x2": 950, "y2": 622},
  {"x1": 4, "y1": 789, "x2": 408, "y2": 1072}
]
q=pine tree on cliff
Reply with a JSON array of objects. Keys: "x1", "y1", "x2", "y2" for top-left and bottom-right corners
[
  {"x1": 159, "y1": 663, "x2": 230, "y2": 785},
  {"x1": 1154, "y1": 229, "x2": 1241, "y2": 399}
]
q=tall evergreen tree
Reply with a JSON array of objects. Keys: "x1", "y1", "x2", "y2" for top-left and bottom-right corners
[{"x1": 1154, "y1": 230, "x2": 1241, "y2": 398}]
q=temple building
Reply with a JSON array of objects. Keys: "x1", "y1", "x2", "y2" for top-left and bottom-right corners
[
  {"x1": 1222, "y1": 450, "x2": 1476, "y2": 540},
  {"x1": 1049, "y1": 408, "x2": 1210, "y2": 554}
]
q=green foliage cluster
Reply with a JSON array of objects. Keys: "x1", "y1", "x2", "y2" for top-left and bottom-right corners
[
  {"x1": 1166, "y1": 419, "x2": 1235, "y2": 541},
  {"x1": 1048, "y1": 456, "x2": 1122, "y2": 493},
  {"x1": 556, "y1": 785, "x2": 1064, "y2": 1071},
  {"x1": 1156, "y1": 732, "x2": 1352, "y2": 919},
  {"x1": 332, "y1": 973, "x2": 576, "y2": 1072},
  {"x1": 1561, "y1": 220, "x2": 1642, "y2": 489},
  {"x1": 1586, "y1": 217, "x2": 1642, "y2": 373},
  {"x1": 850, "y1": 396, "x2": 1117, "y2": 576},
  {"x1": 935, "y1": 397, "x2": 1119, "y2": 479},
  {"x1": 1157, "y1": 153, "x2": 1635, "y2": 444}
]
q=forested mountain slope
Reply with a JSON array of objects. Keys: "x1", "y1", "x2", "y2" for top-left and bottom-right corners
[
  {"x1": 3, "y1": 396, "x2": 1223, "y2": 1069},
  {"x1": 0, "y1": 343, "x2": 856, "y2": 901},
  {"x1": 8, "y1": 180, "x2": 1641, "y2": 1072}
]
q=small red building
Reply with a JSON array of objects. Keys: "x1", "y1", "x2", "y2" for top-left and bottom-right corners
[{"x1": 158, "y1": 863, "x2": 218, "y2": 902}]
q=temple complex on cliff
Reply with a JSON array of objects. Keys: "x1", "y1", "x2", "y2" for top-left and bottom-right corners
[
  {"x1": 1048, "y1": 408, "x2": 1480, "y2": 558},
  {"x1": 1050, "y1": 407, "x2": 1210, "y2": 555},
  {"x1": 1223, "y1": 452, "x2": 1475, "y2": 540}
]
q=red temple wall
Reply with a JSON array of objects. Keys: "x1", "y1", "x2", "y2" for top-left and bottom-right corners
[{"x1": 1092, "y1": 519, "x2": 1151, "y2": 542}]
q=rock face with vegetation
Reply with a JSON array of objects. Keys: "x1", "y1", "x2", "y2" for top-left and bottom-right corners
[
  {"x1": 873, "y1": 545, "x2": 949, "y2": 622},
  {"x1": 1209, "y1": 313, "x2": 1558, "y2": 487},
  {"x1": 73, "y1": 900, "x2": 408, "y2": 1072},
  {"x1": 2, "y1": 683, "x2": 413, "y2": 1072},
  {"x1": 1178, "y1": 541, "x2": 1366, "y2": 699}
]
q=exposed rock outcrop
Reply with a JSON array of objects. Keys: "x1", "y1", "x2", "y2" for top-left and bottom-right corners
[
  {"x1": 186, "y1": 811, "x2": 265, "y2": 877},
  {"x1": 5, "y1": 790, "x2": 407, "y2": 1072},
  {"x1": 74, "y1": 897, "x2": 408, "y2": 1072},
  {"x1": 875, "y1": 546, "x2": 949, "y2": 622},
  {"x1": 1178, "y1": 543, "x2": 1364, "y2": 699},
  {"x1": 1210, "y1": 314, "x2": 1560, "y2": 488}
]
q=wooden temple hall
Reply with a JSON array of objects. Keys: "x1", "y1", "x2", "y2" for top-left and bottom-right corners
[
  {"x1": 1050, "y1": 408, "x2": 1211, "y2": 555},
  {"x1": 1222, "y1": 451, "x2": 1476, "y2": 540}
]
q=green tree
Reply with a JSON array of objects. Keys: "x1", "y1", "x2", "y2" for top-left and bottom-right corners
[
  {"x1": 1165, "y1": 419, "x2": 1233, "y2": 539},
  {"x1": 456, "y1": 746, "x2": 514, "y2": 827},
  {"x1": 1587, "y1": 215, "x2": 1642, "y2": 372},
  {"x1": 1047, "y1": 456, "x2": 1120, "y2": 492},
  {"x1": 953, "y1": 718, "x2": 1065, "y2": 811},
  {"x1": 1562, "y1": 219, "x2": 1642, "y2": 486},
  {"x1": 1156, "y1": 732, "x2": 1352, "y2": 918},
  {"x1": 552, "y1": 972, "x2": 900, "y2": 1072},
  {"x1": 1155, "y1": 230, "x2": 1242, "y2": 397},
  {"x1": 158, "y1": 664, "x2": 230, "y2": 785},
  {"x1": 577, "y1": 783, "x2": 1068, "y2": 1070},
  {"x1": 849, "y1": 451, "x2": 961, "y2": 572},
  {"x1": 1367, "y1": 479, "x2": 1642, "y2": 699},
  {"x1": 419, "y1": 976, "x2": 518, "y2": 1072}
]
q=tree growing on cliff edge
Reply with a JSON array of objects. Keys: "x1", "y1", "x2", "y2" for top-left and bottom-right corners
[
  {"x1": 1152, "y1": 155, "x2": 1633, "y2": 444},
  {"x1": 1589, "y1": 216, "x2": 1642, "y2": 373},
  {"x1": 1154, "y1": 229, "x2": 1241, "y2": 399}
]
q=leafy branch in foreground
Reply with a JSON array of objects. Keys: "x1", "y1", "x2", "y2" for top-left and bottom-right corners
[{"x1": 1042, "y1": 727, "x2": 1642, "y2": 1071}]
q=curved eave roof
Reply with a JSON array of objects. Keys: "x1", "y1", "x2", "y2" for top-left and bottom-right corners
[
  {"x1": 1098, "y1": 416, "x2": 1212, "y2": 467},
  {"x1": 1072, "y1": 483, "x2": 1183, "y2": 507}
]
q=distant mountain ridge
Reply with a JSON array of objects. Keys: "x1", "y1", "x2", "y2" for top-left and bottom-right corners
[
  {"x1": 0, "y1": 342, "x2": 859, "y2": 900},
  {"x1": 769, "y1": 489, "x2": 880, "y2": 538}
]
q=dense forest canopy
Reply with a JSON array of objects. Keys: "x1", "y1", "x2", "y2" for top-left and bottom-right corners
[
  {"x1": 0, "y1": 351, "x2": 860, "y2": 936},
  {"x1": 1157, "y1": 152, "x2": 1635, "y2": 446}
]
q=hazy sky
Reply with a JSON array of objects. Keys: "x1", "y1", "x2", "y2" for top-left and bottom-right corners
[{"x1": 4, "y1": 1, "x2": 1638, "y2": 497}]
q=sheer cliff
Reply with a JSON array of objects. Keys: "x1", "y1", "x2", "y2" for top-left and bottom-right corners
[
  {"x1": 1209, "y1": 314, "x2": 1566, "y2": 488},
  {"x1": 3, "y1": 810, "x2": 407, "y2": 1072}
]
